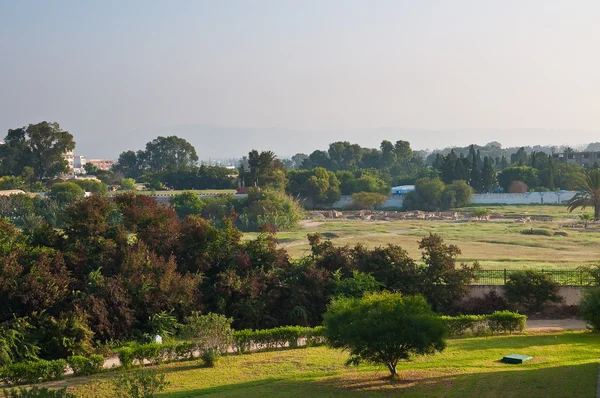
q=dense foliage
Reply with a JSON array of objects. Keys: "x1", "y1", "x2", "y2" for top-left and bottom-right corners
[
  {"x1": 0, "y1": 192, "x2": 478, "y2": 366},
  {"x1": 402, "y1": 178, "x2": 472, "y2": 211},
  {"x1": 504, "y1": 270, "x2": 563, "y2": 312}
]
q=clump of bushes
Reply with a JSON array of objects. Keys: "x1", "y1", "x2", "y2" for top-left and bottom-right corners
[
  {"x1": 0, "y1": 359, "x2": 66, "y2": 385},
  {"x1": 67, "y1": 354, "x2": 104, "y2": 376},
  {"x1": 403, "y1": 178, "x2": 472, "y2": 211},
  {"x1": 471, "y1": 208, "x2": 491, "y2": 218},
  {"x1": 232, "y1": 326, "x2": 323, "y2": 353},
  {"x1": 116, "y1": 341, "x2": 198, "y2": 368},
  {"x1": 441, "y1": 311, "x2": 526, "y2": 337}
]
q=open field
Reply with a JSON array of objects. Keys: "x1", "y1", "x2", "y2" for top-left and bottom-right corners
[
  {"x1": 246, "y1": 205, "x2": 599, "y2": 270},
  {"x1": 43, "y1": 331, "x2": 600, "y2": 397}
]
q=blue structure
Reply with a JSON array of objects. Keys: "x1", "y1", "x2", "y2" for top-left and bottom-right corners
[{"x1": 391, "y1": 185, "x2": 415, "y2": 195}]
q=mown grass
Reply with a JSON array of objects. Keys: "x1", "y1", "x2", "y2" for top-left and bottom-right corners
[
  {"x1": 250, "y1": 205, "x2": 600, "y2": 270},
  {"x1": 55, "y1": 331, "x2": 600, "y2": 397}
]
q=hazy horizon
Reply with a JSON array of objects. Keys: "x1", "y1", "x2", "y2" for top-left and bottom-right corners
[{"x1": 2, "y1": 1, "x2": 600, "y2": 159}]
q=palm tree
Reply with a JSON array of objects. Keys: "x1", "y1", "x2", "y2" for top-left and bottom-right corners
[{"x1": 568, "y1": 169, "x2": 600, "y2": 220}]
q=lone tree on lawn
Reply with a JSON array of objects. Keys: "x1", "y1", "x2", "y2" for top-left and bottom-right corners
[
  {"x1": 323, "y1": 291, "x2": 447, "y2": 378},
  {"x1": 568, "y1": 168, "x2": 600, "y2": 220}
]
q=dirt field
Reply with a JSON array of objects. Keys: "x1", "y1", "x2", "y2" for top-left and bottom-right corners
[{"x1": 248, "y1": 205, "x2": 600, "y2": 270}]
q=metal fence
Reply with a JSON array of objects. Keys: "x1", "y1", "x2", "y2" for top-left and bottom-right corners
[{"x1": 473, "y1": 269, "x2": 596, "y2": 286}]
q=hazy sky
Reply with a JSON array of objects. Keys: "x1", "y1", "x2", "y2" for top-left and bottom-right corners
[{"x1": 1, "y1": 1, "x2": 600, "y2": 159}]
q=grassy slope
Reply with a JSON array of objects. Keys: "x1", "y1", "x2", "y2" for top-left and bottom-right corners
[
  {"x1": 64, "y1": 331, "x2": 600, "y2": 398},
  {"x1": 246, "y1": 205, "x2": 599, "y2": 269}
]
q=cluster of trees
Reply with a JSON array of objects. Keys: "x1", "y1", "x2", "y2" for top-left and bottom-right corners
[
  {"x1": 0, "y1": 122, "x2": 75, "y2": 188},
  {"x1": 431, "y1": 146, "x2": 585, "y2": 193},
  {"x1": 114, "y1": 136, "x2": 235, "y2": 191},
  {"x1": 169, "y1": 189, "x2": 303, "y2": 231},
  {"x1": 403, "y1": 178, "x2": 472, "y2": 211},
  {"x1": 293, "y1": 140, "x2": 428, "y2": 185},
  {"x1": 0, "y1": 193, "x2": 478, "y2": 364}
]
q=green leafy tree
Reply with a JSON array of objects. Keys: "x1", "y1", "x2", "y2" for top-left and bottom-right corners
[
  {"x1": 114, "y1": 150, "x2": 145, "y2": 179},
  {"x1": 402, "y1": 177, "x2": 444, "y2": 211},
  {"x1": 0, "y1": 122, "x2": 75, "y2": 180},
  {"x1": 48, "y1": 182, "x2": 84, "y2": 205},
  {"x1": 323, "y1": 292, "x2": 447, "y2": 377},
  {"x1": 142, "y1": 136, "x2": 198, "y2": 172},
  {"x1": 350, "y1": 192, "x2": 387, "y2": 209},
  {"x1": 120, "y1": 178, "x2": 137, "y2": 191},
  {"x1": 497, "y1": 166, "x2": 538, "y2": 191},
  {"x1": 568, "y1": 169, "x2": 600, "y2": 220},
  {"x1": 169, "y1": 191, "x2": 205, "y2": 219},
  {"x1": 504, "y1": 270, "x2": 562, "y2": 312},
  {"x1": 83, "y1": 163, "x2": 99, "y2": 175},
  {"x1": 480, "y1": 157, "x2": 497, "y2": 192}
]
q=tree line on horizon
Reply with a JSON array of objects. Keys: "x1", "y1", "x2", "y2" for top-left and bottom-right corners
[{"x1": 1, "y1": 121, "x2": 599, "y2": 213}]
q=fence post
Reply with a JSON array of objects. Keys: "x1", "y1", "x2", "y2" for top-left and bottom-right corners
[{"x1": 503, "y1": 269, "x2": 507, "y2": 285}]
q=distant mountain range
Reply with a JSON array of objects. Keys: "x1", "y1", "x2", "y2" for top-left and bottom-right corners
[{"x1": 81, "y1": 124, "x2": 600, "y2": 161}]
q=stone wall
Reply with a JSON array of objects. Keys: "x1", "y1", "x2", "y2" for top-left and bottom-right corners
[{"x1": 465, "y1": 285, "x2": 585, "y2": 306}]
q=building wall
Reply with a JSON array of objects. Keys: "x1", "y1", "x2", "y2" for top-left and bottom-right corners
[
  {"x1": 465, "y1": 285, "x2": 585, "y2": 306},
  {"x1": 470, "y1": 191, "x2": 576, "y2": 205}
]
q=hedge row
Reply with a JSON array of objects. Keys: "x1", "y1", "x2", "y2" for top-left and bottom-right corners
[
  {"x1": 232, "y1": 326, "x2": 325, "y2": 353},
  {"x1": 116, "y1": 341, "x2": 198, "y2": 368},
  {"x1": 0, "y1": 359, "x2": 66, "y2": 385},
  {"x1": 67, "y1": 355, "x2": 104, "y2": 376},
  {"x1": 442, "y1": 311, "x2": 527, "y2": 337}
]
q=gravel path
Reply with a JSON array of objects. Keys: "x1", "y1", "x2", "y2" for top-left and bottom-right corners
[{"x1": 525, "y1": 319, "x2": 587, "y2": 331}]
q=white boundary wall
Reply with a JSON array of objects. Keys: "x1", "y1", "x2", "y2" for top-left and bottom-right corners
[
  {"x1": 147, "y1": 191, "x2": 578, "y2": 208},
  {"x1": 470, "y1": 191, "x2": 576, "y2": 205}
]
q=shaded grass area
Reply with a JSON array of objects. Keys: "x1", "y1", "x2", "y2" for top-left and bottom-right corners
[
  {"x1": 61, "y1": 331, "x2": 599, "y2": 397},
  {"x1": 251, "y1": 205, "x2": 600, "y2": 269}
]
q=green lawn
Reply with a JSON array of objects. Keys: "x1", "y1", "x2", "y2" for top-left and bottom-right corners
[
  {"x1": 54, "y1": 331, "x2": 600, "y2": 397},
  {"x1": 244, "y1": 204, "x2": 599, "y2": 270}
]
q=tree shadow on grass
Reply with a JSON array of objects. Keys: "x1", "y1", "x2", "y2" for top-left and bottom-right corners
[{"x1": 157, "y1": 362, "x2": 597, "y2": 398}]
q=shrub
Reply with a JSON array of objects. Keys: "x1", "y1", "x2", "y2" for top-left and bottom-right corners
[
  {"x1": 2, "y1": 387, "x2": 74, "y2": 398},
  {"x1": 200, "y1": 349, "x2": 218, "y2": 367},
  {"x1": 112, "y1": 369, "x2": 169, "y2": 398},
  {"x1": 179, "y1": 313, "x2": 233, "y2": 356},
  {"x1": 323, "y1": 292, "x2": 447, "y2": 377},
  {"x1": 440, "y1": 311, "x2": 526, "y2": 337},
  {"x1": 580, "y1": 287, "x2": 600, "y2": 331},
  {"x1": 67, "y1": 354, "x2": 104, "y2": 376},
  {"x1": 48, "y1": 182, "x2": 84, "y2": 205},
  {"x1": 145, "y1": 311, "x2": 179, "y2": 338},
  {"x1": 0, "y1": 359, "x2": 66, "y2": 385},
  {"x1": 504, "y1": 270, "x2": 563, "y2": 312},
  {"x1": 116, "y1": 347, "x2": 135, "y2": 369},
  {"x1": 486, "y1": 311, "x2": 527, "y2": 334},
  {"x1": 441, "y1": 315, "x2": 487, "y2": 337},
  {"x1": 173, "y1": 341, "x2": 197, "y2": 360},
  {"x1": 132, "y1": 343, "x2": 162, "y2": 366},
  {"x1": 349, "y1": 192, "x2": 387, "y2": 210},
  {"x1": 306, "y1": 326, "x2": 326, "y2": 347},
  {"x1": 553, "y1": 231, "x2": 569, "y2": 237},
  {"x1": 471, "y1": 208, "x2": 491, "y2": 218}
]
